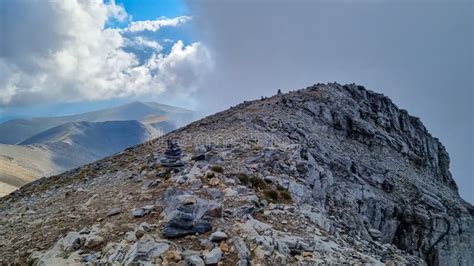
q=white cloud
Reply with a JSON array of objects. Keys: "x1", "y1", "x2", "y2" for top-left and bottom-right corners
[
  {"x1": 0, "y1": 1, "x2": 209, "y2": 106},
  {"x1": 148, "y1": 41, "x2": 211, "y2": 94},
  {"x1": 127, "y1": 37, "x2": 163, "y2": 51},
  {"x1": 125, "y1": 16, "x2": 191, "y2": 32}
]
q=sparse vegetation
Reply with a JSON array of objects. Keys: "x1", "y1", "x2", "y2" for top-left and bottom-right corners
[
  {"x1": 206, "y1": 172, "x2": 215, "y2": 179},
  {"x1": 163, "y1": 171, "x2": 172, "y2": 180},
  {"x1": 238, "y1": 173, "x2": 249, "y2": 185},
  {"x1": 211, "y1": 166, "x2": 224, "y2": 173},
  {"x1": 78, "y1": 170, "x2": 87, "y2": 179},
  {"x1": 250, "y1": 176, "x2": 268, "y2": 190},
  {"x1": 263, "y1": 189, "x2": 279, "y2": 202},
  {"x1": 279, "y1": 190, "x2": 292, "y2": 201},
  {"x1": 259, "y1": 185, "x2": 293, "y2": 203}
]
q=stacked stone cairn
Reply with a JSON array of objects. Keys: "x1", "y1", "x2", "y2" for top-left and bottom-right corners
[{"x1": 160, "y1": 139, "x2": 184, "y2": 167}]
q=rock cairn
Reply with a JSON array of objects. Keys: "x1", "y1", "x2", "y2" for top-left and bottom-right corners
[{"x1": 160, "y1": 139, "x2": 184, "y2": 167}]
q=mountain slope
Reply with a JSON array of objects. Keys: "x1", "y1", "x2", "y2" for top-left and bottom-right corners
[
  {"x1": 0, "y1": 83, "x2": 472, "y2": 265},
  {"x1": 21, "y1": 120, "x2": 160, "y2": 157},
  {"x1": 0, "y1": 102, "x2": 193, "y2": 144},
  {"x1": 0, "y1": 145, "x2": 56, "y2": 196},
  {"x1": 0, "y1": 120, "x2": 161, "y2": 197}
]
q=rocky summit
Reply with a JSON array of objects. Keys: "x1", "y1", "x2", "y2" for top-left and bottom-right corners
[{"x1": 0, "y1": 83, "x2": 472, "y2": 265}]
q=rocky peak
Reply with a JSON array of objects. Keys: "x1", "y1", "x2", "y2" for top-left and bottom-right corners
[{"x1": 0, "y1": 83, "x2": 472, "y2": 265}]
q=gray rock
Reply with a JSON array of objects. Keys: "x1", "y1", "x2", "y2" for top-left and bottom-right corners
[
  {"x1": 125, "y1": 231, "x2": 137, "y2": 242},
  {"x1": 264, "y1": 175, "x2": 275, "y2": 183},
  {"x1": 107, "y1": 208, "x2": 121, "y2": 217},
  {"x1": 186, "y1": 255, "x2": 205, "y2": 266},
  {"x1": 204, "y1": 247, "x2": 222, "y2": 265},
  {"x1": 233, "y1": 237, "x2": 250, "y2": 264},
  {"x1": 209, "y1": 231, "x2": 228, "y2": 242},
  {"x1": 368, "y1": 228, "x2": 382, "y2": 240},
  {"x1": 62, "y1": 232, "x2": 82, "y2": 251},
  {"x1": 207, "y1": 188, "x2": 222, "y2": 199},
  {"x1": 132, "y1": 208, "x2": 145, "y2": 217},
  {"x1": 142, "y1": 205, "x2": 155, "y2": 212},
  {"x1": 161, "y1": 189, "x2": 215, "y2": 238},
  {"x1": 84, "y1": 235, "x2": 104, "y2": 248},
  {"x1": 190, "y1": 178, "x2": 202, "y2": 190},
  {"x1": 142, "y1": 180, "x2": 160, "y2": 190},
  {"x1": 124, "y1": 235, "x2": 170, "y2": 263},
  {"x1": 223, "y1": 187, "x2": 238, "y2": 197}
]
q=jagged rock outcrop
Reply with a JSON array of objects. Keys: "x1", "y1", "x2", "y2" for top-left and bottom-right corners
[{"x1": 0, "y1": 83, "x2": 472, "y2": 265}]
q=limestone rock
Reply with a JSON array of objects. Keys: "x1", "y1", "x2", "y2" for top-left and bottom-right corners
[
  {"x1": 204, "y1": 247, "x2": 222, "y2": 265},
  {"x1": 107, "y1": 208, "x2": 121, "y2": 217},
  {"x1": 209, "y1": 231, "x2": 228, "y2": 242},
  {"x1": 186, "y1": 254, "x2": 205, "y2": 266}
]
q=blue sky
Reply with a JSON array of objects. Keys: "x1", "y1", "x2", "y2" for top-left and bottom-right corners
[{"x1": 115, "y1": 0, "x2": 188, "y2": 20}]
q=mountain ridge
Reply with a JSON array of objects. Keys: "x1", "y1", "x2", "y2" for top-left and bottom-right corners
[
  {"x1": 0, "y1": 101, "x2": 193, "y2": 144},
  {"x1": 1, "y1": 83, "x2": 472, "y2": 265}
]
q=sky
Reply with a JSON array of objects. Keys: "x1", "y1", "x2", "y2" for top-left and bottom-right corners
[{"x1": 0, "y1": 0, "x2": 472, "y2": 203}]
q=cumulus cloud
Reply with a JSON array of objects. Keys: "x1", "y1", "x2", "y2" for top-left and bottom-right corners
[
  {"x1": 150, "y1": 41, "x2": 211, "y2": 94},
  {"x1": 0, "y1": 0, "x2": 209, "y2": 106},
  {"x1": 125, "y1": 16, "x2": 191, "y2": 32}
]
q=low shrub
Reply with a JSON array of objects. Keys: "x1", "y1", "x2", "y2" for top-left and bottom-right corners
[
  {"x1": 206, "y1": 172, "x2": 215, "y2": 179},
  {"x1": 250, "y1": 176, "x2": 268, "y2": 190},
  {"x1": 238, "y1": 173, "x2": 249, "y2": 185},
  {"x1": 279, "y1": 190, "x2": 292, "y2": 201},
  {"x1": 211, "y1": 166, "x2": 224, "y2": 173},
  {"x1": 263, "y1": 189, "x2": 279, "y2": 202}
]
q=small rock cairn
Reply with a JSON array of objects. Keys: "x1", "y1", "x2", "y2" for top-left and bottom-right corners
[{"x1": 160, "y1": 139, "x2": 184, "y2": 167}]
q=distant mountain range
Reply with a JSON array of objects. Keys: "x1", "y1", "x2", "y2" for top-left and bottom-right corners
[
  {"x1": 0, "y1": 102, "x2": 194, "y2": 196},
  {"x1": 0, "y1": 101, "x2": 192, "y2": 144}
]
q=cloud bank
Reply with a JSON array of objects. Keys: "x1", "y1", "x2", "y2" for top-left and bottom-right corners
[
  {"x1": 189, "y1": 1, "x2": 473, "y2": 202},
  {"x1": 0, "y1": 0, "x2": 210, "y2": 106}
]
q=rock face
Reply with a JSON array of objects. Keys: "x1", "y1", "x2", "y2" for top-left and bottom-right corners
[{"x1": 0, "y1": 83, "x2": 472, "y2": 265}]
